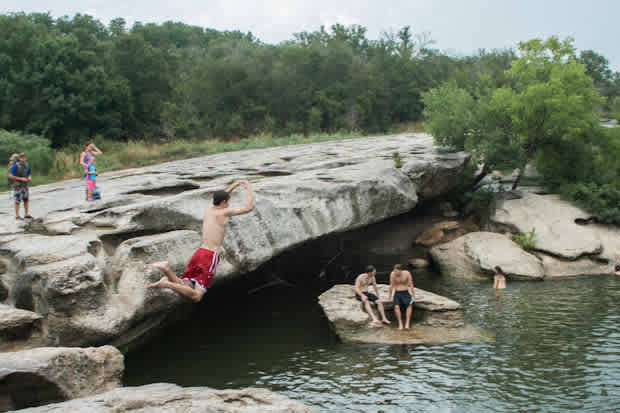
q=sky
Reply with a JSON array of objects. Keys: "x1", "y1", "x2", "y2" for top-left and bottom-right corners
[{"x1": 2, "y1": 0, "x2": 619, "y2": 70}]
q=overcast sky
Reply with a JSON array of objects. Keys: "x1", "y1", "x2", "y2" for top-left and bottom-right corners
[{"x1": 3, "y1": 0, "x2": 619, "y2": 70}]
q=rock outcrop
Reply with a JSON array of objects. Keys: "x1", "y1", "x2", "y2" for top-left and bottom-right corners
[
  {"x1": 0, "y1": 134, "x2": 470, "y2": 349},
  {"x1": 13, "y1": 383, "x2": 315, "y2": 413},
  {"x1": 0, "y1": 305, "x2": 43, "y2": 351},
  {"x1": 430, "y1": 232, "x2": 545, "y2": 280},
  {"x1": 431, "y1": 192, "x2": 618, "y2": 279},
  {"x1": 0, "y1": 346, "x2": 123, "y2": 411},
  {"x1": 318, "y1": 284, "x2": 490, "y2": 344}
]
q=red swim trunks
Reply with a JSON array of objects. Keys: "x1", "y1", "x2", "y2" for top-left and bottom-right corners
[{"x1": 180, "y1": 248, "x2": 220, "y2": 292}]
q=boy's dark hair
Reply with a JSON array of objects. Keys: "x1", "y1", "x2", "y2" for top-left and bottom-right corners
[
  {"x1": 365, "y1": 265, "x2": 376, "y2": 274},
  {"x1": 494, "y1": 266, "x2": 504, "y2": 275},
  {"x1": 615, "y1": 264, "x2": 620, "y2": 272},
  {"x1": 394, "y1": 264, "x2": 402, "y2": 270},
  {"x1": 213, "y1": 190, "x2": 230, "y2": 205}
]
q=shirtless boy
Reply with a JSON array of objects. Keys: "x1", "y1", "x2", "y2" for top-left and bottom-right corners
[
  {"x1": 353, "y1": 265, "x2": 391, "y2": 325},
  {"x1": 148, "y1": 180, "x2": 253, "y2": 302},
  {"x1": 388, "y1": 264, "x2": 415, "y2": 330}
]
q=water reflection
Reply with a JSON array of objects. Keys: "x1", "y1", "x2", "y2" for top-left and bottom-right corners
[{"x1": 125, "y1": 273, "x2": 620, "y2": 412}]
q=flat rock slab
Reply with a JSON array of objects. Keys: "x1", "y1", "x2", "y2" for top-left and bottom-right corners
[
  {"x1": 14, "y1": 383, "x2": 316, "y2": 413},
  {"x1": 0, "y1": 346, "x2": 123, "y2": 411},
  {"x1": 318, "y1": 284, "x2": 490, "y2": 345}
]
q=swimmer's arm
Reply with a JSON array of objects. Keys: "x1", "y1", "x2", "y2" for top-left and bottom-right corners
[
  {"x1": 225, "y1": 181, "x2": 242, "y2": 193},
  {"x1": 388, "y1": 273, "x2": 394, "y2": 300},
  {"x1": 225, "y1": 180, "x2": 253, "y2": 216}
]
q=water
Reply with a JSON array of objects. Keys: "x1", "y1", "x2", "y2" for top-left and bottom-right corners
[{"x1": 124, "y1": 271, "x2": 620, "y2": 412}]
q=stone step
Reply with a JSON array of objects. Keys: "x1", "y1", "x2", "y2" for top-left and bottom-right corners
[{"x1": 0, "y1": 304, "x2": 43, "y2": 351}]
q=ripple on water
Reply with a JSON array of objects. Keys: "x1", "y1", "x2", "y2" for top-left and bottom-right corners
[{"x1": 124, "y1": 274, "x2": 620, "y2": 412}]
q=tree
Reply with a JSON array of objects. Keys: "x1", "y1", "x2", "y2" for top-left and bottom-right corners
[{"x1": 424, "y1": 37, "x2": 604, "y2": 188}]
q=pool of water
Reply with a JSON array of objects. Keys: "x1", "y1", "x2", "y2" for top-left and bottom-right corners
[{"x1": 124, "y1": 269, "x2": 620, "y2": 412}]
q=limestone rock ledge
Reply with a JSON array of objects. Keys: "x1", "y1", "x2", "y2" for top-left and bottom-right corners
[
  {"x1": 0, "y1": 346, "x2": 123, "y2": 412},
  {"x1": 318, "y1": 284, "x2": 491, "y2": 345},
  {"x1": 14, "y1": 383, "x2": 316, "y2": 413},
  {"x1": 0, "y1": 134, "x2": 471, "y2": 349}
]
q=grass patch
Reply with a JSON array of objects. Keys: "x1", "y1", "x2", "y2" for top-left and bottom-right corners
[{"x1": 0, "y1": 125, "x2": 424, "y2": 190}]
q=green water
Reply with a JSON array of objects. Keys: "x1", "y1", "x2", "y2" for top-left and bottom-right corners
[{"x1": 124, "y1": 270, "x2": 620, "y2": 412}]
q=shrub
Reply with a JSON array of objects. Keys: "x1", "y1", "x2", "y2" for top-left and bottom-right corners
[
  {"x1": 392, "y1": 151, "x2": 403, "y2": 168},
  {"x1": 0, "y1": 129, "x2": 53, "y2": 176},
  {"x1": 513, "y1": 227, "x2": 536, "y2": 250}
]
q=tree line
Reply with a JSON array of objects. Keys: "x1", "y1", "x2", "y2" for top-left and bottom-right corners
[
  {"x1": 1, "y1": 13, "x2": 619, "y2": 223},
  {"x1": 0, "y1": 12, "x2": 528, "y2": 148}
]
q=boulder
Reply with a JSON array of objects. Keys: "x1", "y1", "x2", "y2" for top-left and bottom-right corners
[
  {"x1": 490, "y1": 193, "x2": 602, "y2": 260},
  {"x1": 318, "y1": 284, "x2": 490, "y2": 344},
  {"x1": 430, "y1": 232, "x2": 545, "y2": 280},
  {"x1": 0, "y1": 346, "x2": 123, "y2": 411},
  {"x1": 0, "y1": 305, "x2": 43, "y2": 351},
  {"x1": 13, "y1": 383, "x2": 315, "y2": 413}
]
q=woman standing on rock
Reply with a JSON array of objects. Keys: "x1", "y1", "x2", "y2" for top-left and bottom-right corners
[
  {"x1": 79, "y1": 142, "x2": 102, "y2": 200},
  {"x1": 493, "y1": 266, "x2": 507, "y2": 289}
]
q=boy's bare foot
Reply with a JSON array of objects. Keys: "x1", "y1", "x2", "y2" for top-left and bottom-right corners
[
  {"x1": 398, "y1": 325, "x2": 404, "y2": 330},
  {"x1": 382, "y1": 319, "x2": 391, "y2": 325},
  {"x1": 370, "y1": 320, "x2": 382, "y2": 327},
  {"x1": 405, "y1": 325, "x2": 410, "y2": 329},
  {"x1": 147, "y1": 276, "x2": 168, "y2": 289},
  {"x1": 152, "y1": 261, "x2": 170, "y2": 271}
]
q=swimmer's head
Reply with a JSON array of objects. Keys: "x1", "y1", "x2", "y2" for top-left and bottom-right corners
[{"x1": 213, "y1": 190, "x2": 230, "y2": 206}]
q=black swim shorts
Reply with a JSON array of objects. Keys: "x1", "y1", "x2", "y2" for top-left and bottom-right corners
[
  {"x1": 393, "y1": 290, "x2": 413, "y2": 309},
  {"x1": 355, "y1": 292, "x2": 379, "y2": 302}
]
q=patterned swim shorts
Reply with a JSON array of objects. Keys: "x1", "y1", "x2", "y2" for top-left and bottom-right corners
[{"x1": 13, "y1": 185, "x2": 29, "y2": 204}]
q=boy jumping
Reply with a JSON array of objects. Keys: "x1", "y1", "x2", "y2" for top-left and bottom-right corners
[{"x1": 148, "y1": 180, "x2": 253, "y2": 302}]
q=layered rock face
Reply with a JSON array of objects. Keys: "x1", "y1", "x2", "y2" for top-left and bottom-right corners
[
  {"x1": 14, "y1": 383, "x2": 316, "y2": 413},
  {"x1": 0, "y1": 134, "x2": 469, "y2": 349}
]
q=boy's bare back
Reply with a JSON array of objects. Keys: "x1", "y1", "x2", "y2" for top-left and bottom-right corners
[{"x1": 201, "y1": 180, "x2": 254, "y2": 251}]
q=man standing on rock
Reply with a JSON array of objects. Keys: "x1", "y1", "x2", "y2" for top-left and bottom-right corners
[
  {"x1": 8, "y1": 153, "x2": 32, "y2": 220},
  {"x1": 148, "y1": 180, "x2": 253, "y2": 302},
  {"x1": 388, "y1": 264, "x2": 416, "y2": 330},
  {"x1": 353, "y1": 265, "x2": 391, "y2": 325}
]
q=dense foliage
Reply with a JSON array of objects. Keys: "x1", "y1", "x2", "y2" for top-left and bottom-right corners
[
  {"x1": 423, "y1": 37, "x2": 620, "y2": 225},
  {"x1": 0, "y1": 12, "x2": 474, "y2": 147}
]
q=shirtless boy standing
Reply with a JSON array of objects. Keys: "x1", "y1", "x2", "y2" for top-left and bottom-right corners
[
  {"x1": 148, "y1": 180, "x2": 253, "y2": 302},
  {"x1": 353, "y1": 265, "x2": 391, "y2": 325},
  {"x1": 388, "y1": 264, "x2": 415, "y2": 330}
]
